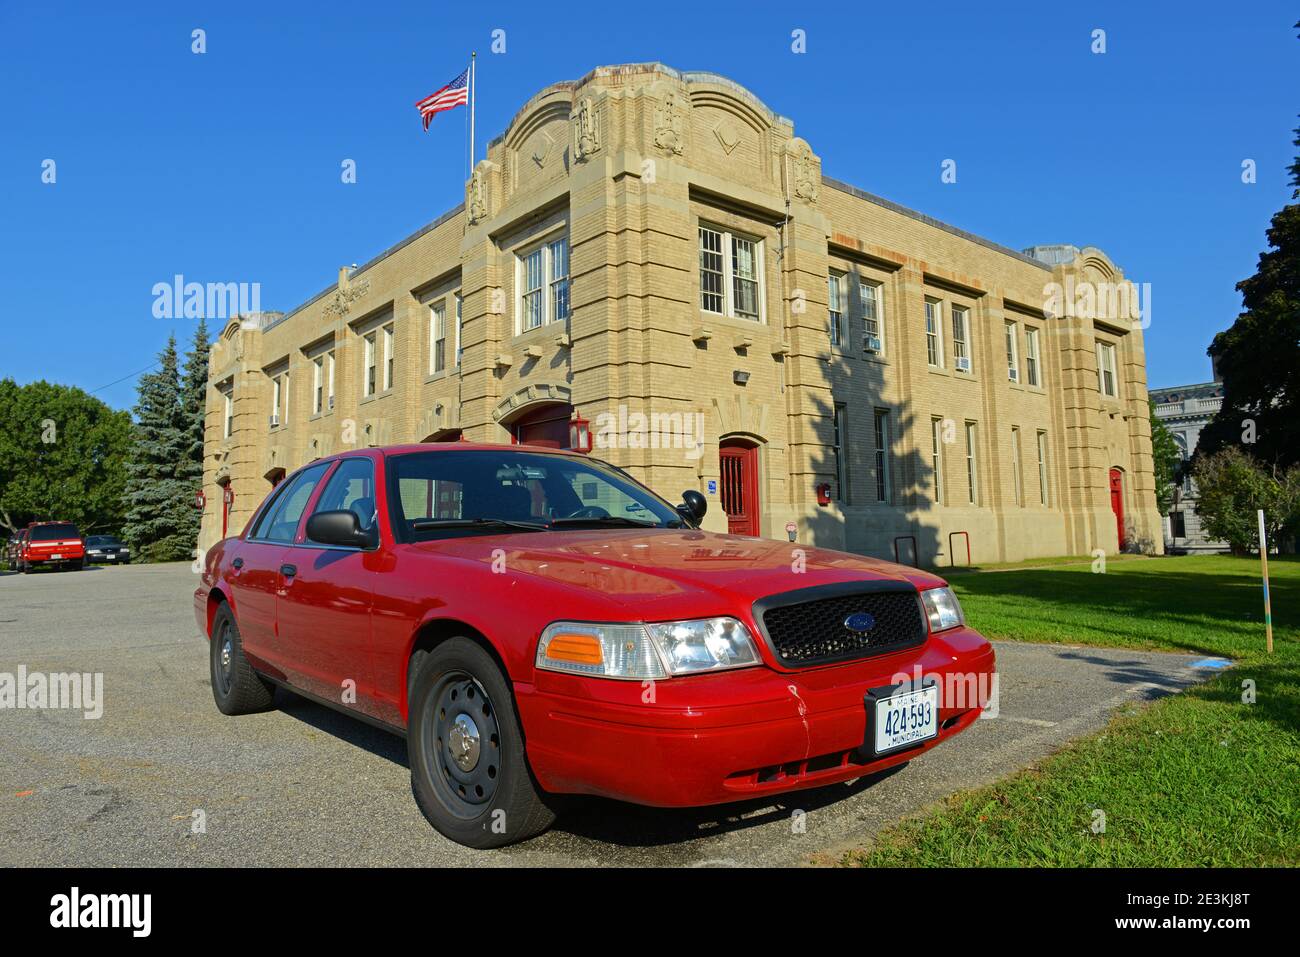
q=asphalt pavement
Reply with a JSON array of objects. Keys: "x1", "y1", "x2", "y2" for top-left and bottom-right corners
[{"x1": 0, "y1": 561, "x2": 1215, "y2": 866}]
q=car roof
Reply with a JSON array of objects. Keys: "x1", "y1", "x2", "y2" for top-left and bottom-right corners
[{"x1": 319, "y1": 442, "x2": 588, "y2": 463}]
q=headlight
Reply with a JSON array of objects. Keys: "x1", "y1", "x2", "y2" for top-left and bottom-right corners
[
  {"x1": 644, "y1": 617, "x2": 761, "y2": 675},
  {"x1": 920, "y1": 587, "x2": 964, "y2": 632},
  {"x1": 536, "y1": 617, "x2": 761, "y2": 679}
]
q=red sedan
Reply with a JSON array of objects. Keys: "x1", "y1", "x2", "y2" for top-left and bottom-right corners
[{"x1": 194, "y1": 444, "x2": 995, "y2": 848}]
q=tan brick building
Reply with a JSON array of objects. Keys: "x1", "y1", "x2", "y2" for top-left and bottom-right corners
[{"x1": 199, "y1": 62, "x2": 1162, "y2": 565}]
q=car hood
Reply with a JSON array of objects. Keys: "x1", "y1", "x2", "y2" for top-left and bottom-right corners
[{"x1": 410, "y1": 528, "x2": 945, "y2": 620}]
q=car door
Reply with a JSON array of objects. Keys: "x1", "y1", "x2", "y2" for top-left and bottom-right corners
[
  {"x1": 274, "y1": 454, "x2": 383, "y2": 718},
  {"x1": 225, "y1": 462, "x2": 331, "y2": 677}
]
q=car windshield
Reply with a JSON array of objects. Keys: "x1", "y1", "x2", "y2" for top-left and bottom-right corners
[
  {"x1": 86, "y1": 536, "x2": 122, "y2": 547},
  {"x1": 30, "y1": 523, "x2": 79, "y2": 541},
  {"x1": 387, "y1": 449, "x2": 685, "y2": 542}
]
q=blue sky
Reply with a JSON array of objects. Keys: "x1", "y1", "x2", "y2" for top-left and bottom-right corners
[{"x1": 1, "y1": 1, "x2": 1295, "y2": 409}]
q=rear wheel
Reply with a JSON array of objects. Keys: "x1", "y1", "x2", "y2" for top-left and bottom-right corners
[
  {"x1": 209, "y1": 604, "x2": 275, "y2": 715},
  {"x1": 407, "y1": 638, "x2": 556, "y2": 848}
]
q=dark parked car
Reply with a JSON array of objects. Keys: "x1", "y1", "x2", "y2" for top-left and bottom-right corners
[
  {"x1": 85, "y1": 535, "x2": 132, "y2": 564},
  {"x1": 4, "y1": 533, "x2": 23, "y2": 570}
]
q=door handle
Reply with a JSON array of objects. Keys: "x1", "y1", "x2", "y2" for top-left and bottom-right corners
[
  {"x1": 280, "y1": 563, "x2": 297, "y2": 578},
  {"x1": 231, "y1": 557, "x2": 244, "y2": 570}
]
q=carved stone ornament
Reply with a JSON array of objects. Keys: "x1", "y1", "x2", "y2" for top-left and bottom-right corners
[
  {"x1": 793, "y1": 145, "x2": 819, "y2": 203},
  {"x1": 574, "y1": 97, "x2": 600, "y2": 161},
  {"x1": 653, "y1": 91, "x2": 685, "y2": 156},
  {"x1": 324, "y1": 274, "x2": 371, "y2": 320},
  {"x1": 468, "y1": 166, "x2": 487, "y2": 224}
]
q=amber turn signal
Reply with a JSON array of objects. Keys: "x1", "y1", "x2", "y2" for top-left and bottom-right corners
[{"x1": 545, "y1": 633, "x2": 604, "y2": 666}]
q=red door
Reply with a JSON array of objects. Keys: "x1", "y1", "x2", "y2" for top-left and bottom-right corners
[
  {"x1": 1109, "y1": 468, "x2": 1125, "y2": 550},
  {"x1": 720, "y1": 441, "x2": 760, "y2": 536}
]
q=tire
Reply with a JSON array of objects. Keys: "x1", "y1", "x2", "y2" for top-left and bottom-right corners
[
  {"x1": 209, "y1": 603, "x2": 275, "y2": 715},
  {"x1": 19, "y1": 561, "x2": 29, "y2": 574},
  {"x1": 407, "y1": 637, "x2": 556, "y2": 848}
]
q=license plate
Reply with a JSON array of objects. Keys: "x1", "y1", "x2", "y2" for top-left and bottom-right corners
[
  {"x1": 873, "y1": 686, "x2": 939, "y2": 755},
  {"x1": 106, "y1": 554, "x2": 116, "y2": 560},
  {"x1": 50, "y1": 554, "x2": 62, "y2": 560}
]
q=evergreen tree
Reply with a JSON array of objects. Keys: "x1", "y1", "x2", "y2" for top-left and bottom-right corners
[
  {"x1": 177, "y1": 318, "x2": 210, "y2": 549},
  {"x1": 122, "y1": 336, "x2": 193, "y2": 561}
]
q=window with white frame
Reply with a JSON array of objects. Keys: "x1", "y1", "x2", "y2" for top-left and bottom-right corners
[
  {"x1": 312, "y1": 356, "x2": 324, "y2": 414},
  {"x1": 873, "y1": 408, "x2": 891, "y2": 503},
  {"x1": 1010, "y1": 426, "x2": 1023, "y2": 506},
  {"x1": 925, "y1": 299, "x2": 943, "y2": 367},
  {"x1": 382, "y1": 323, "x2": 394, "y2": 391},
  {"x1": 860, "y1": 280, "x2": 883, "y2": 353},
  {"x1": 699, "y1": 225, "x2": 763, "y2": 321},
  {"x1": 965, "y1": 421, "x2": 979, "y2": 505},
  {"x1": 430, "y1": 302, "x2": 447, "y2": 375},
  {"x1": 1096, "y1": 340, "x2": 1118, "y2": 397},
  {"x1": 952, "y1": 306, "x2": 970, "y2": 370},
  {"x1": 326, "y1": 351, "x2": 335, "y2": 410},
  {"x1": 271, "y1": 370, "x2": 287, "y2": 426},
  {"x1": 832, "y1": 403, "x2": 848, "y2": 502},
  {"x1": 222, "y1": 388, "x2": 233, "y2": 438},
  {"x1": 454, "y1": 292, "x2": 462, "y2": 366},
  {"x1": 1005, "y1": 321, "x2": 1020, "y2": 381},
  {"x1": 549, "y1": 238, "x2": 569, "y2": 324},
  {"x1": 828, "y1": 272, "x2": 846, "y2": 346},
  {"x1": 931, "y1": 417, "x2": 945, "y2": 504},
  {"x1": 1025, "y1": 326, "x2": 1041, "y2": 387},
  {"x1": 518, "y1": 236, "x2": 569, "y2": 333},
  {"x1": 1036, "y1": 429, "x2": 1050, "y2": 505},
  {"x1": 363, "y1": 332, "x2": 377, "y2": 397}
]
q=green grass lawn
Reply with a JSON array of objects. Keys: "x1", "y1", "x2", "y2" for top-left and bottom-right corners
[{"x1": 843, "y1": 554, "x2": 1300, "y2": 867}]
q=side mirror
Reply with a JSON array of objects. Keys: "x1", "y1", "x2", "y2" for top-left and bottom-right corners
[
  {"x1": 305, "y1": 510, "x2": 376, "y2": 549},
  {"x1": 678, "y1": 489, "x2": 708, "y2": 525}
]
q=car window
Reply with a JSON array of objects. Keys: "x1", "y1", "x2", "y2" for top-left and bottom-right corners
[
  {"x1": 387, "y1": 449, "x2": 681, "y2": 541},
  {"x1": 30, "y1": 523, "x2": 80, "y2": 541},
  {"x1": 253, "y1": 463, "x2": 330, "y2": 543},
  {"x1": 308, "y1": 457, "x2": 377, "y2": 542}
]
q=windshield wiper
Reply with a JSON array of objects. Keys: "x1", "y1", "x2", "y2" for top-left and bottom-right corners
[
  {"x1": 412, "y1": 517, "x2": 548, "y2": 533},
  {"x1": 547, "y1": 516, "x2": 663, "y2": 529}
]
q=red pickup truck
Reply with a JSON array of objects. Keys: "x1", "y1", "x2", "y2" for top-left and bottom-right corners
[
  {"x1": 194, "y1": 444, "x2": 996, "y2": 848},
  {"x1": 18, "y1": 521, "x2": 86, "y2": 573}
]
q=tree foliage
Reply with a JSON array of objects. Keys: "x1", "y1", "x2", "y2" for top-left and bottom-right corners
[
  {"x1": 1148, "y1": 399, "x2": 1181, "y2": 514},
  {"x1": 1193, "y1": 447, "x2": 1300, "y2": 554},
  {"x1": 1199, "y1": 115, "x2": 1300, "y2": 467},
  {"x1": 121, "y1": 337, "x2": 195, "y2": 561},
  {"x1": 0, "y1": 379, "x2": 132, "y2": 535}
]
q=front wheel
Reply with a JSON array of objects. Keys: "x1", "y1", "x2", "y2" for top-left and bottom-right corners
[{"x1": 407, "y1": 638, "x2": 556, "y2": 848}]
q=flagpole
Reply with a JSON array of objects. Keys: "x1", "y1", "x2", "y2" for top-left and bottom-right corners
[{"x1": 469, "y1": 52, "x2": 476, "y2": 177}]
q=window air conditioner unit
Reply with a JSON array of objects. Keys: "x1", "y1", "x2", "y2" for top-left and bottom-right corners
[
  {"x1": 328, "y1": 396, "x2": 335, "y2": 410},
  {"x1": 269, "y1": 414, "x2": 280, "y2": 427},
  {"x1": 865, "y1": 335, "x2": 883, "y2": 353},
  {"x1": 1007, "y1": 368, "x2": 1019, "y2": 383},
  {"x1": 955, "y1": 356, "x2": 971, "y2": 373}
]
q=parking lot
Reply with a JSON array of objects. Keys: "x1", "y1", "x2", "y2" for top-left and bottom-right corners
[{"x1": 0, "y1": 561, "x2": 1215, "y2": 866}]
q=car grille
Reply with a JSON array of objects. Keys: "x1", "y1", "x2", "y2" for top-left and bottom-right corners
[{"x1": 756, "y1": 585, "x2": 928, "y2": 667}]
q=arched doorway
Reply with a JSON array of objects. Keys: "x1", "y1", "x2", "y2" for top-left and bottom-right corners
[
  {"x1": 509, "y1": 402, "x2": 573, "y2": 449},
  {"x1": 719, "y1": 438, "x2": 761, "y2": 536},
  {"x1": 1109, "y1": 467, "x2": 1125, "y2": 550}
]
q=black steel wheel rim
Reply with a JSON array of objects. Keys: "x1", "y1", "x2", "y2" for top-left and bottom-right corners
[
  {"x1": 214, "y1": 621, "x2": 235, "y2": 696},
  {"x1": 421, "y1": 670, "x2": 501, "y2": 819}
]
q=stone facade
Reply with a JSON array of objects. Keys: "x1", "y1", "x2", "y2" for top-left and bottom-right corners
[
  {"x1": 1150, "y1": 376, "x2": 1229, "y2": 553},
  {"x1": 199, "y1": 62, "x2": 1163, "y2": 566}
]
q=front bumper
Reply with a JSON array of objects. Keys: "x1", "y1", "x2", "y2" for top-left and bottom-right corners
[{"x1": 517, "y1": 627, "x2": 995, "y2": 807}]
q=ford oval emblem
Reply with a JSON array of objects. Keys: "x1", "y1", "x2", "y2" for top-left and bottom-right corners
[{"x1": 844, "y1": 612, "x2": 875, "y2": 633}]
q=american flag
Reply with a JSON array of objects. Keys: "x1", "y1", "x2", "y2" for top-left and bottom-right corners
[{"x1": 415, "y1": 68, "x2": 469, "y2": 130}]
